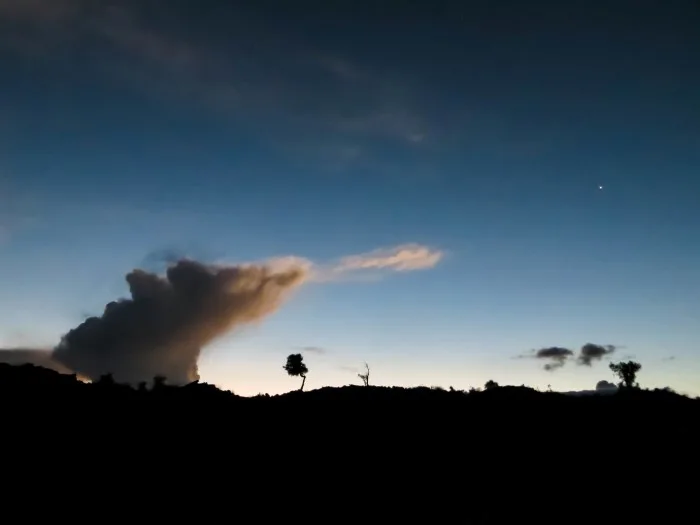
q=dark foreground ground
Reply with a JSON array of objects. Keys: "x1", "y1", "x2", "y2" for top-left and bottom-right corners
[{"x1": 2, "y1": 363, "x2": 697, "y2": 523}]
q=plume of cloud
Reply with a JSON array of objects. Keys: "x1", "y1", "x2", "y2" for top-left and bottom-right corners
[
  {"x1": 1, "y1": 242, "x2": 441, "y2": 384},
  {"x1": 48, "y1": 258, "x2": 306, "y2": 385},
  {"x1": 577, "y1": 343, "x2": 616, "y2": 366}
]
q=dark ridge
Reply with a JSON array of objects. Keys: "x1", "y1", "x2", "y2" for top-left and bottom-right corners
[{"x1": 2, "y1": 363, "x2": 695, "y2": 523}]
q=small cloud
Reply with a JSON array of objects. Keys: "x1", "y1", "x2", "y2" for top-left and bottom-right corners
[
  {"x1": 297, "y1": 346, "x2": 327, "y2": 355},
  {"x1": 662, "y1": 356, "x2": 676, "y2": 362},
  {"x1": 339, "y1": 365, "x2": 359, "y2": 374},
  {"x1": 577, "y1": 343, "x2": 616, "y2": 366},
  {"x1": 532, "y1": 346, "x2": 574, "y2": 371}
]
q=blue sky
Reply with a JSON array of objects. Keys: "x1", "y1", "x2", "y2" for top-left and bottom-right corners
[{"x1": 0, "y1": 0, "x2": 698, "y2": 395}]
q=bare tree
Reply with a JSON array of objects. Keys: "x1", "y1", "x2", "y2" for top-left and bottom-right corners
[{"x1": 358, "y1": 362, "x2": 370, "y2": 387}]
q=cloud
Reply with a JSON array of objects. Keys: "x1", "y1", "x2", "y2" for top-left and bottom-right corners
[
  {"x1": 297, "y1": 346, "x2": 327, "y2": 355},
  {"x1": 331, "y1": 110, "x2": 427, "y2": 145},
  {"x1": 532, "y1": 347, "x2": 574, "y2": 371},
  {"x1": 0, "y1": 0, "x2": 80, "y2": 24},
  {"x1": 242, "y1": 243, "x2": 444, "y2": 284},
  {"x1": 0, "y1": 1, "x2": 432, "y2": 155},
  {"x1": 0, "y1": 241, "x2": 441, "y2": 384},
  {"x1": 524, "y1": 343, "x2": 618, "y2": 371},
  {"x1": 326, "y1": 243, "x2": 443, "y2": 276},
  {"x1": 577, "y1": 343, "x2": 616, "y2": 366},
  {"x1": 30, "y1": 258, "x2": 306, "y2": 386}
]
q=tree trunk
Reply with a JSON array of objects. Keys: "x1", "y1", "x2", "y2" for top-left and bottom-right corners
[{"x1": 300, "y1": 374, "x2": 306, "y2": 391}]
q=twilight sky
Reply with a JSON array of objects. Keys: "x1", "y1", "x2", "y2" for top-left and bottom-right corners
[{"x1": 0, "y1": 0, "x2": 698, "y2": 396}]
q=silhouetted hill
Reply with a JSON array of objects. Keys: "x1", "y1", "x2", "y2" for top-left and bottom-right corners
[{"x1": 2, "y1": 363, "x2": 696, "y2": 523}]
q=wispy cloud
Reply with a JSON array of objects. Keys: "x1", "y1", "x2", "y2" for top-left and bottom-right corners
[
  {"x1": 296, "y1": 346, "x2": 328, "y2": 355},
  {"x1": 312, "y1": 243, "x2": 444, "y2": 282},
  {"x1": 335, "y1": 244, "x2": 443, "y2": 272},
  {"x1": 0, "y1": 1, "x2": 432, "y2": 157},
  {"x1": 331, "y1": 110, "x2": 428, "y2": 145},
  {"x1": 0, "y1": 180, "x2": 41, "y2": 244},
  {"x1": 228, "y1": 243, "x2": 444, "y2": 285}
]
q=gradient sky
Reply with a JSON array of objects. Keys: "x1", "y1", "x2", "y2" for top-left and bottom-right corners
[{"x1": 1, "y1": 0, "x2": 698, "y2": 396}]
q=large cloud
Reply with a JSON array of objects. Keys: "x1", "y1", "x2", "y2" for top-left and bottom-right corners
[
  {"x1": 0, "y1": 258, "x2": 305, "y2": 385},
  {"x1": 49, "y1": 258, "x2": 306, "y2": 385},
  {"x1": 0, "y1": 243, "x2": 443, "y2": 384}
]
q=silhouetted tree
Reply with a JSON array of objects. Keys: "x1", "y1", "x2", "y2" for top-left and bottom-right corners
[
  {"x1": 283, "y1": 353, "x2": 309, "y2": 391},
  {"x1": 609, "y1": 361, "x2": 641, "y2": 389},
  {"x1": 484, "y1": 380, "x2": 499, "y2": 390},
  {"x1": 358, "y1": 362, "x2": 370, "y2": 387},
  {"x1": 153, "y1": 375, "x2": 167, "y2": 389}
]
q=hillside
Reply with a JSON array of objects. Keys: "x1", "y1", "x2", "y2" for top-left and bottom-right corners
[{"x1": 2, "y1": 362, "x2": 695, "y2": 523}]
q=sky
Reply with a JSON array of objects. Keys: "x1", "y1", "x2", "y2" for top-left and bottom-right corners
[{"x1": 0, "y1": 0, "x2": 698, "y2": 396}]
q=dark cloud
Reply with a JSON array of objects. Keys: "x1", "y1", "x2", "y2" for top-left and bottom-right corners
[
  {"x1": 534, "y1": 347, "x2": 574, "y2": 371},
  {"x1": 526, "y1": 344, "x2": 618, "y2": 371},
  {"x1": 35, "y1": 258, "x2": 308, "y2": 385},
  {"x1": 577, "y1": 343, "x2": 616, "y2": 366}
]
